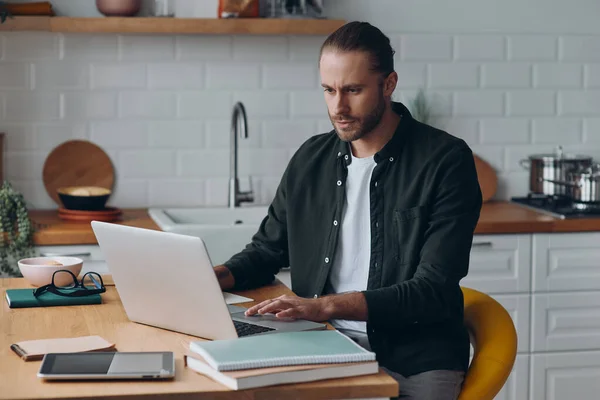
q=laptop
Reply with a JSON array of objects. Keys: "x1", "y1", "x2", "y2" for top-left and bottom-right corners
[{"x1": 90, "y1": 221, "x2": 326, "y2": 340}]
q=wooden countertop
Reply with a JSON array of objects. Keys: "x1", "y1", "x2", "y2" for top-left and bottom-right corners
[
  {"x1": 0, "y1": 278, "x2": 397, "y2": 400},
  {"x1": 475, "y1": 201, "x2": 600, "y2": 234},
  {"x1": 31, "y1": 209, "x2": 160, "y2": 246},
  {"x1": 28, "y1": 202, "x2": 600, "y2": 247}
]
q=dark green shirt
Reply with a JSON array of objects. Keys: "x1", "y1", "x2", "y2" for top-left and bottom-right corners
[{"x1": 224, "y1": 101, "x2": 483, "y2": 377}]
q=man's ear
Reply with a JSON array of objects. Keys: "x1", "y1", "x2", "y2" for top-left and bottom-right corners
[{"x1": 383, "y1": 72, "x2": 398, "y2": 97}]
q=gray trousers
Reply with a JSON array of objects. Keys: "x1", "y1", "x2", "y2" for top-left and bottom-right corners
[{"x1": 340, "y1": 328, "x2": 465, "y2": 400}]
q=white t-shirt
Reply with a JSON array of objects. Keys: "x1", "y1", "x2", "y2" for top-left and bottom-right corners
[{"x1": 325, "y1": 153, "x2": 376, "y2": 333}]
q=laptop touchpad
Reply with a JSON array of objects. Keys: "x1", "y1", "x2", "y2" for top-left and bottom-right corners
[{"x1": 227, "y1": 305, "x2": 247, "y2": 314}]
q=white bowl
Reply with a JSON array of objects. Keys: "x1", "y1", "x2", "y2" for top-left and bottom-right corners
[{"x1": 18, "y1": 257, "x2": 83, "y2": 287}]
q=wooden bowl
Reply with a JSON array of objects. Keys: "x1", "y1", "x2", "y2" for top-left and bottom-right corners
[{"x1": 57, "y1": 186, "x2": 112, "y2": 211}]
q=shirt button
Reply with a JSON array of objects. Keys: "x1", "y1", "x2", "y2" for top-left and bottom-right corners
[
  {"x1": 376, "y1": 222, "x2": 379, "y2": 228},
  {"x1": 314, "y1": 294, "x2": 318, "y2": 298},
  {"x1": 344, "y1": 155, "x2": 349, "y2": 160},
  {"x1": 374, "y1": 262, "x2": 378, "y2": 267},
  {"x1": 337, "y1": 151, "x2": 341, "y2": 157},
  {"x1": 389, "y1": 157, "x2": 394, "y2": 162},
  {"x1": 333, "y1": 220, "x2": 338, "y2": 226},
  {"x1": 336, "y1": 180, "x2": 342, "y2": 186},
  {"x1": 375, "y1": 182, "x2": 378, "y2": 187},
  {"x1": 325, "y1": 257, "x2": 330, "y2": 263}
]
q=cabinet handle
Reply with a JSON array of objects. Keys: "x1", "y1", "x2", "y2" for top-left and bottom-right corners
[
  {"x1": 39, "y1": 252, "x2": 92, "y2": 257},
  {"x1": 472, "y1": 242, "x2": 493, "y2": 248}
]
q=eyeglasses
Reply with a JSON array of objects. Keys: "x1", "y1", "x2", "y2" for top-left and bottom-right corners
[{"x1": 33, "y1": 270, "x2": 106, "y2": 298}]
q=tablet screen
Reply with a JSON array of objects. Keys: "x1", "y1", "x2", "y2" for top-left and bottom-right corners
[{"x1": 39, "y1": 352, "x2": 173, "y2": 377}]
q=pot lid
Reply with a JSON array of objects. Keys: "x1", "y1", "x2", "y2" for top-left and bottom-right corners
[{"x1": 528, "y1": 145, "x2": 592, "y2": 161}]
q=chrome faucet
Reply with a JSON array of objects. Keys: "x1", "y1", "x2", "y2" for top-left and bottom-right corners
[{"x1": 229, "y1": 102, "x2": 254, "y2": 208}]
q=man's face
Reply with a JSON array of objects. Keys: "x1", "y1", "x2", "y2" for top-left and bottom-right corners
[{"x1": 319, "y1": 50, "x2": 391, "y2": 142}]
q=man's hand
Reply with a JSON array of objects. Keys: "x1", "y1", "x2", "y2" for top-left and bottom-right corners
[
  {"x1": 244, "y1": 292, "x2": 369, "y2": 323},
  {"x1": 244, "y1": 295, "x2": 331, "y2": 322}
]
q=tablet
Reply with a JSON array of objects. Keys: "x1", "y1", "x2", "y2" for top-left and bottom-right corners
[{"x1": 37, "y1": 351, "x2": 175, "y2": 380}]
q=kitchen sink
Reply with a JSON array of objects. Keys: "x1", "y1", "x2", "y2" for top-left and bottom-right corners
[{"x1": 148, "y1": 206, "x2": 269, "y2": 266}]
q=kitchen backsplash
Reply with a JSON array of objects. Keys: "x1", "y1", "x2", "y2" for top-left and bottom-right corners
[{"x1": 1, "y1": 0, "x2": 600, "y2": 209}]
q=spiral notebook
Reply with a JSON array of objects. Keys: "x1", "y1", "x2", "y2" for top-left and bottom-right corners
[{"x1": 189, "y1": 330, "x2": 376, "y2": 372}]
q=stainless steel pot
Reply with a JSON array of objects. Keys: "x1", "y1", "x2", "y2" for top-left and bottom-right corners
[
  {"x1": 520, "y1": 146, "x2": 593, "y2": 195},
  {"x1": 543, "y1": 163, "x2": 600, "y2": 204}
]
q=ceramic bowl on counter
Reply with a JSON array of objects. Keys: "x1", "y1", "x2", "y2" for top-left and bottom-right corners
[
  {"x1": 95, "y1": 0, "x2": 141, "y2": 16},
  {"x1": 57, "y1": 186, "x2": 111, "y2": 211},
  {"x1": 18, "y1": 257, "x2": 83, "y2": 287}
]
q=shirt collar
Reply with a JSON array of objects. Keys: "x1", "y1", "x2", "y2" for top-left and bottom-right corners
[{"x1": 335, "y1": 101, "x2": 413, "y2": 165}]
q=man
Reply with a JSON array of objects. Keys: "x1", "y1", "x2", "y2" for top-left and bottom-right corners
[{"x1": 214, "y1": 21, "x2": 482, "y2": 400}]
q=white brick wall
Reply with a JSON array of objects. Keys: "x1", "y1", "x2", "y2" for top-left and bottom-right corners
[{"x1": 2, "y1": 0, "x2": 600, "y2": 208}]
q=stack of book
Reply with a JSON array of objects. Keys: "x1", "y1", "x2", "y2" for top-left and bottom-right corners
[{"x1": 184, "y1": 330, "x2": 379, "y2": 390}]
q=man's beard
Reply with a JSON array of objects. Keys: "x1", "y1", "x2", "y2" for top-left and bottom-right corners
[{"x1": 330, "y1": 95, "x2": 386, "y2": 142}]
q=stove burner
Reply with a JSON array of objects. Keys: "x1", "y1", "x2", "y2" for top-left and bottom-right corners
[
  {"x1": 573, "y1": 200, "x2": 600, "y2": 211},
  {"x1": 511, "y1": 194, "x2": 600, "y2": 219}
]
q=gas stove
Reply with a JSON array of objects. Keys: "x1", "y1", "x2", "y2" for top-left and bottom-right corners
[{"x1": 510, "y1": 194, "x2": 600, "y2": 219}]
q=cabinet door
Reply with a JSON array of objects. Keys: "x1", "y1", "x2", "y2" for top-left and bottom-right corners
[
  {"x1": 35, "y1": 245, "x2": 109, "y2": 275},
  {"x1": 461, "y1": 234, "x2": 531, "y2": 294},
  {"x1": 532, "y1": 291, "x2": 600, "y2": 352},
  {"x1": 533, "y1": 232, "x2": 600, "y2": 292},
  {"x1": 494, "y1": 354, "x2": 529, "y2": 400},
  {"x1": 492, "y1": 294, "x2": 531, "y2": 353},
  {"x1": 531, "y1": 351, "x2": 600, "y2": 400}
]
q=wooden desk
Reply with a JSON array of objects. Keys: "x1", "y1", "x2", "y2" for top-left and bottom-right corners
[{"x1": 0, "y1": 278, "x2": 397, "y2": 400}]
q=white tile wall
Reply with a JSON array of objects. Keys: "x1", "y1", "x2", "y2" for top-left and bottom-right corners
[{"x1": 2, "y1": 0, "x2": 600, "y2": 208}]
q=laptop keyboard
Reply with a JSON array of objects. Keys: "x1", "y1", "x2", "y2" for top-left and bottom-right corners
[{"x1": 233, "y1": 320, "x2": 276, "y2": 337}]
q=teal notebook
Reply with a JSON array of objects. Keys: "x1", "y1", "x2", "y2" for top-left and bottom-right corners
[
  {"x1": 4, "y1": 288, "x2": 102, "y2": 309},
  {"x1": 189, "y1": 330, "x2": 376, "y2": 372}
]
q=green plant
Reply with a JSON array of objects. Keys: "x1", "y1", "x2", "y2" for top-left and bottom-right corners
[
  {"x1": 0, "y1": 1, "x2": 10, "y2": 23},
  {"x1": 0, "y1": 181, "x2": 35, "y2": 277},
  {"x1": 408, "y1": 88, "x2": 435, "y2": 126}
]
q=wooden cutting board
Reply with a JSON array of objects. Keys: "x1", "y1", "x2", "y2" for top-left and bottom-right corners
[
  {"x1": 42, "y1": 140, "x2": 115, "y2": 206},
  {"x1": 474, "y1": 154, "x2": 497, "y2": 203}
]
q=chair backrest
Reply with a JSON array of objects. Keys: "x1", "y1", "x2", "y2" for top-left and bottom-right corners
[{"x1": 458, "y1": 287, "x2": 518, "y2": 400}]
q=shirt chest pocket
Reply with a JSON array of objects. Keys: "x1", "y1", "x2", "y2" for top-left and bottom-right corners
[{"x1": 392, "y1": 205, "x2": 428, "y2": 264}]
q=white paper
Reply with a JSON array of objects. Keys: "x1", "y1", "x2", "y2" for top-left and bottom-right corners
[{"x1": 223, "y1": 292, "x2": 253, "y2": 304}]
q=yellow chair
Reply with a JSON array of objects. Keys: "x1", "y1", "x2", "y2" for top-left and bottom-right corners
[{"x1": 458, "y1": 287, "x2": 518, "y2": 400}]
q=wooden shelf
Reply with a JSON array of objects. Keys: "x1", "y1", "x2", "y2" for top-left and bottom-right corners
[{"x1": 0, "y1": 16, "x2": 346, "y2": 35}]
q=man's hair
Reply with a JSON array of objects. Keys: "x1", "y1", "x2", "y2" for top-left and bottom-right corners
[{"x1": 319, "y1": 21, "x2": 395, "y2": 77}]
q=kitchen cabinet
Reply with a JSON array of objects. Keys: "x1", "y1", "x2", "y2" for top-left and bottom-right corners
[
  {"x1": 531, "y1": 290, "x2": 600, "y2": 353},
  {"x1": 533, "y1": 232, "x2": 600, "y2": 292},
  {"x1": 531, "y1": 351, "x2": 600, "y2": 400},
  {"x1": 462, "y1": 232, "x2": 600, "y2": 400},
  {"x1": 461, "y1": 234, "x2": 531, "y2": 294},
  {"x1": 492, "y1": 294, "x2": 531, "y2": 353},
  {"x1": 529, "y1": 232, "x2": 600, "y2": 400}
]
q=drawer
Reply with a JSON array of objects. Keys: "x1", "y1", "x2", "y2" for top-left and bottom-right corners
[
  {"x1": 492, "y1": 294, "x2": 531, "y2": 353},
  {"x1": 34, "y1": 245, "x2": 109, "y2": 275},
  {"x1": 533, "y1": 232, "x2": 600, "y2": 292},
  {"x1": 494, "y1": 354, "x2": 529, "y2": 400},
  {"x1": 532, "y1": 291, "x2": 600, "y2": 352},
  {"x1": 531, "y1": 350, "x2": 600, "y2": 400},
  {"x1": 460, "y1": 234, "x2": 531, "y2": 294}
]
